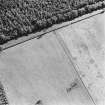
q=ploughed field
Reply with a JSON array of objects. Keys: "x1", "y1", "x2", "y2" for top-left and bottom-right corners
[{"x1": 0, "y1": 0, "x2": 105, "y2": 44}]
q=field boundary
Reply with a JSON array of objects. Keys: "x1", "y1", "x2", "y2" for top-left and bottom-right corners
[{"x1": 0, "y1": 9, "x2": 104, "y2": 51}]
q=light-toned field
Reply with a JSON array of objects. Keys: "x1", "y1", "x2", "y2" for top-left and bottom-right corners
[
  {"x1": 55, "y1": 11, "x2": 105, "y2": 105},
  {"x1": 0, "y1": 33, "x2": 94, "y2": 105}
]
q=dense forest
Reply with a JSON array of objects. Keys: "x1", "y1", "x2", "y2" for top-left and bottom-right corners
[{"x1": 0, "y1": 0, "x2": 105, "y2": 44}]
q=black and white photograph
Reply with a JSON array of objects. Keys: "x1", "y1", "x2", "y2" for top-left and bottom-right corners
[{"x1": 0, "y1": 0, "x2": 105, "y2": 105}]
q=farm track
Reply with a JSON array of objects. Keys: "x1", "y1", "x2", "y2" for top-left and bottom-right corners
[{"x1": 0, "y1": 9, "x2": 104, "y2": 51}]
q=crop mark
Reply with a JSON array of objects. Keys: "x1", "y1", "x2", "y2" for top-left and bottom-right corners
[
  {"x1": 66, "y1": 80, "x2": 78, "y2": 93},
  {"x1": 35, "y1": 100, "x2": 43, "y2": 105}
]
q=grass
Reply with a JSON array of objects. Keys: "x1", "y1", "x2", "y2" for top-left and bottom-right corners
[{"x1": 0, "y1": 0, "x2": 105, "y2": 44}]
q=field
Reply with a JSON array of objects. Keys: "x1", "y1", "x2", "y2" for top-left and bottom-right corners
[
  {"x1": 0, "y1": 33, "x2": 95, "y2": 105},
  {"x1": 0, "y1": 0, "x2": 105, "y2": 44},
  {"x1": 56, "y1": 10, "x2": 105, "y2": 105},
  {"x1": 0, "y1": 1, "x2": 104, "y2": 105}
]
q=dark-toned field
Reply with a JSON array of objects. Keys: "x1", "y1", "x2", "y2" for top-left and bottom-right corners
[{"x1": 0, "y1": 0, "x2": 105, "y2": 44}]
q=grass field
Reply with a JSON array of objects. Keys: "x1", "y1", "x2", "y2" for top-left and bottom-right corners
[{"x1": 0, "y1": 0, "x2": 105, "y2": 44}]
